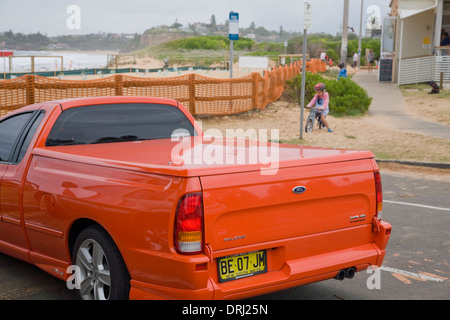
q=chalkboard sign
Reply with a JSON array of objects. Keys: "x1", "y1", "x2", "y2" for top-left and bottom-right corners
[{"x1": 379, "y1": 58, "x2": 393, "y2": 82}]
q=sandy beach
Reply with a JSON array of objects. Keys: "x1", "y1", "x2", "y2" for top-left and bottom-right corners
[{"x1": 46, "y1": 53, "x2": 278, "y2": 80}]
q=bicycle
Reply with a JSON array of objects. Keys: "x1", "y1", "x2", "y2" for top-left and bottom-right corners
[{"x1": 305, "y1": 106, "x2": 326, "y2": 133}]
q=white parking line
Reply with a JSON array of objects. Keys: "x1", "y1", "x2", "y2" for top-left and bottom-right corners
[
  {"x1": 380, "y1": 266, "x2": 446, "y2": 282},
  {"x1": 384, "y1": 200, "x2": 450, "y2": 212}
]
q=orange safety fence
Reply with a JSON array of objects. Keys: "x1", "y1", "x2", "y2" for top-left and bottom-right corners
[{"x1": 0, "y1": 60, "x2": 325, "y2": 116}]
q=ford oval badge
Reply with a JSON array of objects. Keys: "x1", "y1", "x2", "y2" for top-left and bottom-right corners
[{"x1": 292, "y1": 186, "x2": 306, "y2": 194}]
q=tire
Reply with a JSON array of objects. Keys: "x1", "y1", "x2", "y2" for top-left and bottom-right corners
[
  {"x1": 72, "y1": 225, "x2": 130, "y2": 300},
  {"x1": 305, "y1": 114, "x2": 314, "y2": 133}
]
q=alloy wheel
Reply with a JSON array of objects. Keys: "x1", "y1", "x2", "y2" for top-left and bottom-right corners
[{"x1": 75, "y1": 239, "x2": 112, "y2": 300}]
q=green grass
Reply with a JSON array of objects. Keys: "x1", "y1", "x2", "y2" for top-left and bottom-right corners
[
  {"x1": 267, "y1": 132, "x2": 450, "y2": 164},
  {"x1": 400, "y1": 83, "x2": 450, "y2": 98},
  {"x1": 132, "y1": 35, "x2": 287, "y2": 67},
  {"x1": 399, "y1": 82, "x2": 450, "y2": 126}
]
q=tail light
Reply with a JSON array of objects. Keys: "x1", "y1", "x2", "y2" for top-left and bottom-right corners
[
  {"x1": 374, "y1": 171, "x2": 383, "y2": 218},
  {"x1": 174, "y1": 193, "x2": 204, "y2": 254}
]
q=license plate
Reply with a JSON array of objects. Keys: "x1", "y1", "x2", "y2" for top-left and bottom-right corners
[{"x1": 217, "y1": 250, "x2": 267, "y2": 283}]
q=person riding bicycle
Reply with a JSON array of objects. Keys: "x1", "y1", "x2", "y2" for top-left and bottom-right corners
[{"x1": 306, "y1": 83, "x2": 332, "y2": 132}]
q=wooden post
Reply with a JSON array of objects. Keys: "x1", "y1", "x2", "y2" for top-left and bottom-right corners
[
  {"x1": 189, "y1": 73, "x2": 196, "y2": 115},
  {"x1": 114, "y1": 74, "x2": 123, "y2": 96},
  {"x1": 252, "y1": 72, "x2": 259, "y2": 109},
  {"x1": 26, "y1": 75, "x2": 35, "y2": 105}
]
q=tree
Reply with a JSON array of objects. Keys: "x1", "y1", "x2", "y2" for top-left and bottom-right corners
[
  {"x1": 254, "y1": 26, "x2": 271, "y2": 37},
  {"x1": 171, "y1": 19, "x2": 182, "y2": 29},
  {"x1": 209, "y1": 15, "x2": 217, "y2": 31}
]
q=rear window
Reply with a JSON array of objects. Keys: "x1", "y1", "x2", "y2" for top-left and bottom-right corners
[{"x1": 46, "y1": 103, "x2": 196, "y2": 146}]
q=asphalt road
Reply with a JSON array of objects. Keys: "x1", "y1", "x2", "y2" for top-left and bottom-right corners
[
  {"x1": 254, "y1": 168, "x2": 450, "y2": 300},
  {"x1": 0, "y1": 168, "x2": 449, "y2": 300}
]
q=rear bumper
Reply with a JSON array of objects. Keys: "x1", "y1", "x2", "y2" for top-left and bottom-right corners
[
  {"x1": 129, "y1": 221, "x2": 392, "y2": 300},
  {"x1": 129, "y1": 245, "x2": 381, "y2": 300}
]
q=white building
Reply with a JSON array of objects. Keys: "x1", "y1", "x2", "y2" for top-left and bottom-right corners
[{"x1": 385, "y1": 0, "x2": 450, "y2": 85}]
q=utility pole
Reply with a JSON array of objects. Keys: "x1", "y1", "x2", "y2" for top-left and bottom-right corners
[
  {"x1": 358, "y1": 0, "x2": 364, "y2": 68},
  {"x1": 341, "y1": 0, "x2": 349, "y2": 64}
]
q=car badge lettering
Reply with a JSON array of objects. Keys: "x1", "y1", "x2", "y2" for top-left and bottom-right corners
[
  {"x1": 224, "y1": 235, "x2": 246, "y2": 242},
  {"x1": 349, "y1": 214, "x2": 366, "y2": 223}
]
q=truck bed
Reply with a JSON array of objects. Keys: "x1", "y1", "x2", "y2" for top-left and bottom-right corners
[{"x1": 32, "y1": 137, "x2": 375, "y2": 177}]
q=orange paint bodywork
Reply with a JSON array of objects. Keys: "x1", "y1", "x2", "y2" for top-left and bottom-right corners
[{"x1": 0, "y1": 96, "x2": 391, "y2": 300}]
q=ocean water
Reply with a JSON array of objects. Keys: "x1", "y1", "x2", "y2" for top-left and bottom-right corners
[{"x1": 0, "y1": 50, "x2": 112, "y2": 73}]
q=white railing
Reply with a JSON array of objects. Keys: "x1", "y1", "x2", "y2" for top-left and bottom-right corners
[
  {"x1": 399, "y1": 55, "x2": 450, "y2": 85},
  {"x1": 432, "y1": 55, "x2": 450, "y2": 83}
]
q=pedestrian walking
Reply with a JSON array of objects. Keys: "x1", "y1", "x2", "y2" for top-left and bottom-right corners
[
  {"x1": 367, "y1": 49, "x2": 375, "y2": 73},
  {"x1": 352, "y1": 52, "x2": 358, "y2": 68}
]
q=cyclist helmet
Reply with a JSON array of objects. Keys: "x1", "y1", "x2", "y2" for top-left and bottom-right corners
[{"x1": 314, "y1": 83, "x2": 326, "y2": 92}]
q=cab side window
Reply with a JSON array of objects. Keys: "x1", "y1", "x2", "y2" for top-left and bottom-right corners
[
  {"x1": 16, "y1": 112, "x2": 45, "y2": 163},
  {"x1": 0, "y1": 113, "x2": 32, "y2": 162}
]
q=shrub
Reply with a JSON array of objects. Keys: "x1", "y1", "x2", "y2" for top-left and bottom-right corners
[
  {"x1": 164, "y1": 35, "x2": 255, "y2": 51},
  {"x1": 325, "y1": 49, "x2": 339, "y2": 62},
  {"x1": 285, "y1": 73, "x2": 372, "y2": 116},
  {"x1": 166, "y1": 36, "x2": 228, "y2": 50}
]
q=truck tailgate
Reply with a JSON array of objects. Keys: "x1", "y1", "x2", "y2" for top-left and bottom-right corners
[{"x1": 201, "y1": 158, "x2": 377, "y2": 252}]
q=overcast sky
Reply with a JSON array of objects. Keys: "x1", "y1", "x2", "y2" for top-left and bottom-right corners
[{"x1": 0, "y1": 0, "x2": 391, "y2": 37}]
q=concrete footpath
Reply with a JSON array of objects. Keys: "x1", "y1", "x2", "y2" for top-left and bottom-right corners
[{"x1": 352, "y1": 71, "x2": 450, "y2": 140}]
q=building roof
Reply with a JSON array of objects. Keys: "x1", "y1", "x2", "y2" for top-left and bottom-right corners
[{"x1": 390, "y1": 0, "x2": 438, "y2": 19}]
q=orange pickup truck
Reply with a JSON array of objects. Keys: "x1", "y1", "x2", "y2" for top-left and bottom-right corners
[{"x1": 0, "y1": 96, "x2": 391, "y2": 300}]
